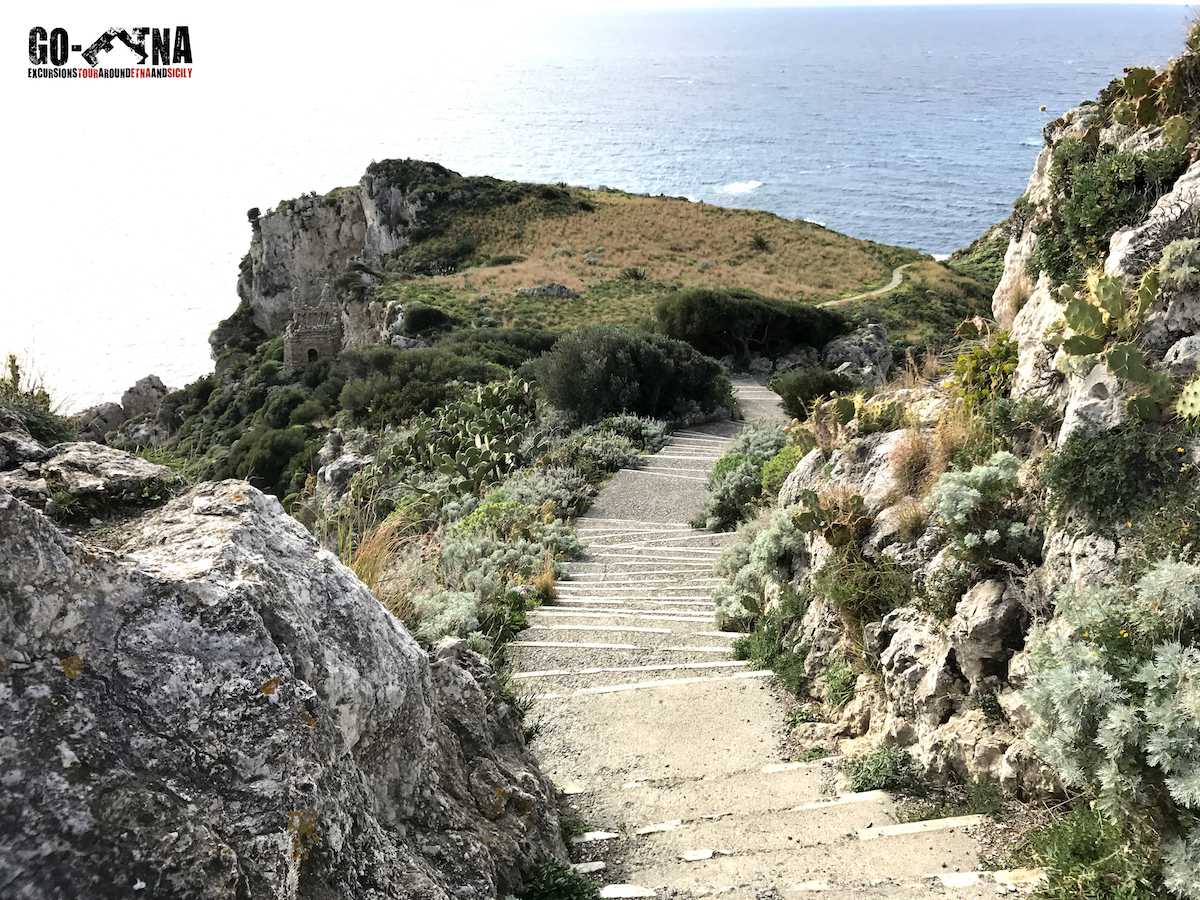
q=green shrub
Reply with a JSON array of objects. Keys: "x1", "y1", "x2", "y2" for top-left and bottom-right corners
[
  {"x1": 761, "y1": 445, "x2": 802, "y2": 497},
  {"x1": 491, "y1": 467, "x2": 594, "y2": 519},
  {"x1": 1043, "y1": 422, "x2": 1194, "y2": 530},
  {"x1": 727, "y1": 422, "x2": 789, "y2": 460},
  {"x1": 926, "y1": 451, "x2": 1041, "y2": 571},
  {"x1": 1029, "y1": 140, "x2": 1187, "y2": 287},
  {"x1": 225, "y1": 425, "x2": 316, "y2": 497},
  {"x1": 953, "y1": 333, "x2": 1018, "y2": 410},
  {"x1": 531, "y1": 326, "x2": 729, "y2": 424},
  {"x1": 814, "y1": 549, "x2": 913, "y2": 625},
  {"x1": 711, "y1": 452, "x2": 756, "y2": 485},
  {"x1": 696, "y1": 459, "x2": 762, "y2": 531},
  {"x1": 729, "y1": 588, "x2": 809, "y2": 694},
  {"x1": 1028, "y1": 807, "x2": 1167, "y2": 900},
  {"x1": 845, "y1": 743, "x2": 925, "y2": 794},
  {"x1": 593, "y1": 414, "x2": 668, "y2": 452},
  {"x1": 772, "y1": 367, "x2": 863, "y2": 421},
  {"x1": 436, "y1": 327, "x2": 559, "y2": 368},
  {"x1": 0, "y1": 355, "x2": 74, "y2": 445},
  {"x1": 514, "y1": 859, "x2": 600, "y2": 900},
  {"x1": 1026, "y1": 558, "x2": 1200, "y2": 899},
  {"x1": 712, "y1": 507, "x2": 807, "y2": 625},
  {"x1": 450, "y1": 499, "x2": 542, "y2": 541},
  {"x1": 402, "y1": 301, "x2": 454, "y2": 334},
  {"x1": 825, "y1": 655, "x2": 857, "y2": 709},
  {"x1": 338, "y1": 345, "x2": 502, "y2": 427},
  {"x1": 656, "y1": 287, "x2": 845, "y2": 363}
]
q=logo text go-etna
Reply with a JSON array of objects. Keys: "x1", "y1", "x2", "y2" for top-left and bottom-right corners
[{"x1": 28, "y1": 26, "x2": 193, "y2": 79}]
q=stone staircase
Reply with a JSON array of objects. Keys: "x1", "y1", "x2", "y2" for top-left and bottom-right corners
[{"x1": 509, "y1": 381, "x2": 1042, "y2": 898}]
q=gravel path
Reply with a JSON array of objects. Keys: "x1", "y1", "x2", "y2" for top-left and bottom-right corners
[{"x1": 510, "y1": 379, "x2": 1034, "y2": 898}]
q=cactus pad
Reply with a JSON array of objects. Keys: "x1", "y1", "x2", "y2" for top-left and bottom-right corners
[
  {"x1": 1106, "y1": 344, "x2": 1151, "y2": 383},
  {"x1": 1177, "y1": 377, "x2": 1200, "y2": 420}
]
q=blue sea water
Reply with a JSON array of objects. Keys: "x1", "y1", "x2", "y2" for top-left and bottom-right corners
[
  {"x1": 398, "y1": 4, "x2": 1190, "y2": 256},
  {"x1": 7, "y1": 4, "x2": 1193, "y2": 407}
]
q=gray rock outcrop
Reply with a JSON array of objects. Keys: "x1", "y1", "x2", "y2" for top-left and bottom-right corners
[
  {"x1": 821, "y1": 324, "x2": 893, "y2": 383},
  {"x1": 74, "y1": 401, "x2": 126, "y2": 444},
  {"x1": 121, "y1": 375, "x2": 169, "y2": 422},
  {"x1": 238, "y1": 192, "x2": 368, "y2": 338},
  {"x1": 238, "y1": 161, "x2": 475, "y2": 349},
  {"x1": 0, "y1": 428, "x2": 174, "y2": 515},
  {"x1": 0, "y1": 481, "x2": 564, "y2": 899}
]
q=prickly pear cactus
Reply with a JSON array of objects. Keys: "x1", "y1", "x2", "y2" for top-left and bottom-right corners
[
  {"x1": 1106, "y1": 344, "x2": 1151, "y2": 383},
  {"x1": 1178, "y1": 378, "x2": 1200, "y2": 421},
  {"x1": 1124, "y1": 66, "x2": 1156, "y2": 98},
  {"x1": 1165, "y1": 115, "x2": 1191, "y2": 150}
]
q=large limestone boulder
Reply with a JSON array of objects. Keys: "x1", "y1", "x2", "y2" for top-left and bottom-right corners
[
  {"x1": 0, "y1": 482, "x2": 564, "y2": 899},
  {"x1": 74, "y1": 400, "x2": 126, "y2": 443}
]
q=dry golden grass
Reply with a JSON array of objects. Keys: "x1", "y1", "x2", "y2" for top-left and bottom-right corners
[
  {"x1": 817, "y1": 483, "x2": 866, "y2": 521},
  {"x1": 889, "y1": 428, "x2": 938, "y2": 499},
  {"x1": 903, "y1": 259, "x2": 971, "y2": 296},
  {"x1": 429, "y1": 191, "x2": 908, "y2": 305},
  {"x1": 892, "y1": 497, "x2": 930, "y2": 542},
  {"x1": 531, "y1": 554, "x2": 557, "y2": 602},
  {"x1": 343, "y1": 514, "x2": 429, "y2": 622},
  {"x1": 931, "y1": 407, "x2": 976, "y2": 475}
]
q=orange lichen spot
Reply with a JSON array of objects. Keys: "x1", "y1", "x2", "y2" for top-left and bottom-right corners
[
  {"x1": 84, "y1": 553, "x2": 96, "y2": 564},
  {"x1": 300, "y1": 712, "x2": 317, "y2": 727},
  {"x1": 60, "y1": 656, "x2": 84, "y2": 680},
  {"x1": 287, "y1": 809, "x2": 319, "y2": 861},
  {"x1": 231, "y1": 493, "x2": 243, "y2": 501},
  {"x1": 260, "y1": 677, "x2": 281, "y2": 696}
]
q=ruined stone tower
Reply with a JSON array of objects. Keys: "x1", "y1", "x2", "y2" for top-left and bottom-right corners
[{"x1": 283, "y1": 284, "x2": 342, "y2": 368}]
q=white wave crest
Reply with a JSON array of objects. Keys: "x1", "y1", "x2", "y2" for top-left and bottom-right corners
[{"x1": 719, "y1": 180, "x2": 762, "y2": 194}]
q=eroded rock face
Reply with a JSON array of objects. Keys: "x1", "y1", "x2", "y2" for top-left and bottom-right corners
[
  {"x1": 1008, "y1": 276, "x2": 1066, "y2": 406},
  {"x1": 992, "y1": 104, "x2": 1101, "y2": 329},
  {"x1": 238, "y1": 192, "x2": 369, "y2": 338},
  {"x1": 121, "y1": 375, "x2": 169, "y2": 422},
  {"x1": 0, "y1": 481, "x2": 564, "y2": 899},
  {"x1": 870, "y1": 600, "x2": 1054, "y2": 799},
  {"x1": 73, "y1": 401, "x2": 126, "y2": 444}
]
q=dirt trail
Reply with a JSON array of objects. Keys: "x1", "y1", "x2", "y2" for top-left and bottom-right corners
[
  {"x1": 819, "y1": 263, "x2": 913, "y2": 308},
  {"x1": 510, "y1": 378, "x2": 1035, "y2": 898}
]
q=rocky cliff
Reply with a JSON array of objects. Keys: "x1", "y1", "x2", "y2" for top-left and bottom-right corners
[
  {"x1": 0, "y1": 430, "x2": 566, "y2": 899},
  {"x1": 234, "y1": 160, "x2": 525, "y2": 349},
  {"x1": 739, "y1": 46, "x2": 1200, "y2": 812}
]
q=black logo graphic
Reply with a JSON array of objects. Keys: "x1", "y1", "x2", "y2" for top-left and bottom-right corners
[{"x1": 29, "y1": 26, "x2": 192, "y2": 68}]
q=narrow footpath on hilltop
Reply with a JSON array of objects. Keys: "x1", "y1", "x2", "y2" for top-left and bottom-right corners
[{"x1": 509, "y1": 378, "x2": 1033, "y2": 900}]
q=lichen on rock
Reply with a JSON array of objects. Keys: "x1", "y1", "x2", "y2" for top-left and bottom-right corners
[{"x1": 0, "y1": 480, "x2": 564, "y2": 899}]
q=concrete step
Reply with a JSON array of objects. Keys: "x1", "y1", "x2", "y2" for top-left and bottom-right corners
[
  {"x1": 585, "y1": 866, "x2": 1044, "y2": 900},
  {"x1": 529, "y1": 670, "x2": 771, "y2": 700},
  {"x1": 597, "y1": 818, "x2": 987, "y2": 896},
  {"x1": 520, "y1": 616, "x2": 736, "y2": 643},
  {"x1": 569, "y1": 762, "x2": 836, "y2": 825},
  {"x1": 508, "y1": 643, "x2": 742, "y2": 673}
]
